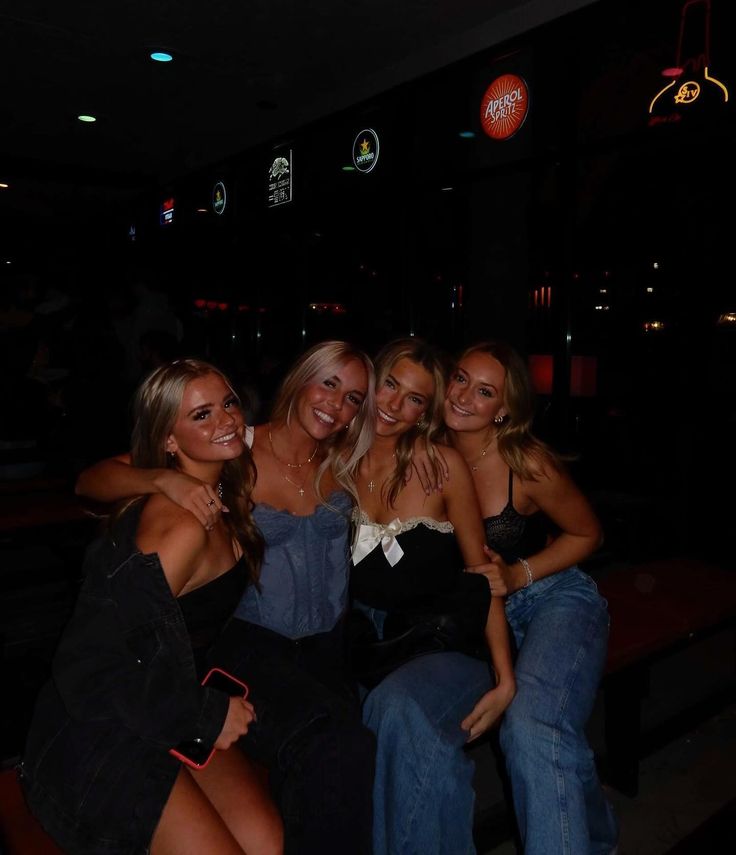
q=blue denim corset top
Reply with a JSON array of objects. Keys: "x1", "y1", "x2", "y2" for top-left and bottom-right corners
[{"x1": 234, "y1": 490, "x2": 353, "y2": 639}]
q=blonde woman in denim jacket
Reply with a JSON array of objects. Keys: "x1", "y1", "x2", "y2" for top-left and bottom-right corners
[{"x1": 21, "y1": 360, "x2": 282, "y2": 855}]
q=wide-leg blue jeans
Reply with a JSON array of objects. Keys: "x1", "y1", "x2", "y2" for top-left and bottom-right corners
[
  {"x1": 501, "y1": 567, "x2": 619, "y2": 855},
  {"x1": 362, "y1": 650, "x2": 493, "y2": 855}
]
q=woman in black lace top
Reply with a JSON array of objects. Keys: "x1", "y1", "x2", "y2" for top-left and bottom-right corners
[{"x1": 444, "y1": 341, "x2": 619, "y2": 855}]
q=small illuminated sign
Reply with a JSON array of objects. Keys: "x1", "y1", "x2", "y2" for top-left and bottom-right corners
[
  {"x1": 352, "y1": 129, "x2": 380, "y2": 173},
  {"x1": 160, "y1": 197, "x2": 175, "y2": 226},
  {"x1": 212, "y1": 181, "x2": 227, "y2": 215},
  {"x1": 648, "y1": 1, "x2": 728, "y2": 123},
  {"x1": 267, "y1": 151, "x2": 292, "y2": 207},
  {"x1": 480, "y1": 74, "x2": 529, "y2": 140},
  {"x1": 649, "y1": 67, "x2": 728, "y2": 118}
]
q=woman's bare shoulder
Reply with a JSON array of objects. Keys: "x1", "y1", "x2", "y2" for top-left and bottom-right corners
[
  {"x1": 138, "y1": 494, "x2": 207, "y2": 547},
  {"x1": 430, "y1": 443, "x2": 468, "y2": 474}
]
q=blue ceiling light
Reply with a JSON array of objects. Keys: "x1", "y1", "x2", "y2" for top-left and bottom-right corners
[
  {"x1": 150, "y1": 51, "x2": 173, "y2": 62},
  {"x1": 458, "y1": 131, "x2": 476, "y2": 139}
]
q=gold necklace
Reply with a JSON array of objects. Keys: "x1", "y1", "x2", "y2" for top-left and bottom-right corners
[
  {"x1": 282, "y1": 472, "x2": 307, "y2": 497},
  {"x1": 365, "y1": 451, "x2": 396, "y2": 492},
  {"x1": 470, "y1": 437, "x2": 495, "y2": 471},
  {"x1": 268, "y1": 424, "x2": 318, "y2": 469}
]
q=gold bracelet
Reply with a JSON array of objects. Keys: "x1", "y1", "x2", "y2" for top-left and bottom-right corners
[{"x1": 519, "y1": 557, "x2": 534, "y2": 588}]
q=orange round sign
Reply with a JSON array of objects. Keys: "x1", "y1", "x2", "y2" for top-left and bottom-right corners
[{"x1": 480, "y1": 74, "x2": 529, "y2": 140}]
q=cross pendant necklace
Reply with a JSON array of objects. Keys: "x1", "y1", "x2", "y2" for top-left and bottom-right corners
[
  {"x1": 366, "y1": 451, "x2": 394, "y2": 494},
  {"x1": 283, "y1": 473, "x2": 306, "y2": 497}
]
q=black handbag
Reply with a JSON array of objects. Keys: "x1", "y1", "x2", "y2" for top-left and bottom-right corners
[{"x1": 347, "y1": 573, "x2": 491, "y2": 689}]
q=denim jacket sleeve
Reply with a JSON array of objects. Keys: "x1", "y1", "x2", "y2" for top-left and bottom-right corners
[{"x1": 52, "y1": 539, "x2": 229, "y2": 752}]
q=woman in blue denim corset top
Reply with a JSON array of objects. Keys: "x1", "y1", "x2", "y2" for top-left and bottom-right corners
[{"x1": 445, "y1": 341, "x2": 619, "y2": 855}]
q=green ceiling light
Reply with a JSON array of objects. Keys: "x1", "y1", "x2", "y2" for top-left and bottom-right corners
[
  {"x1": 150, "y1": 51, "x2": 173, "y2": 62},
  {"x1": 341, "y1": 165, "x2": 355, "y2": 172},
  {"x1": 77, "y1": 114, "x2": 97, "y2": 123}
]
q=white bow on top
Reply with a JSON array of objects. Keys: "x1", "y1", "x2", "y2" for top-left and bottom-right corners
[{"x1": 352, "y1": 519, "x2": 405, "y2": 567}]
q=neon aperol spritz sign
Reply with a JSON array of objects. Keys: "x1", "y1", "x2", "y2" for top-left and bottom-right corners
[{"x1": 480, "y1": 74, "x2": 529, "y2": 140}]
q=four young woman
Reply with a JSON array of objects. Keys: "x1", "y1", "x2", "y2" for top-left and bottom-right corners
[{"x1": 28, "y1": 337, "x2": 616, "y2": 854}]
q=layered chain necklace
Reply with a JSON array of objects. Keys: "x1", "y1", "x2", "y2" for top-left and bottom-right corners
[{"x1": 268, "y1": 424, "x2": 319, "y2": 497}]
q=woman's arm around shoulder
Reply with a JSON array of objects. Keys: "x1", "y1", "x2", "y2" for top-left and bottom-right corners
[{"x1": 75, "y1": 453, "x2": 226, "y2": 528}]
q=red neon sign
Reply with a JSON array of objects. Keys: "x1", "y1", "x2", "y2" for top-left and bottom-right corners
[{"x1": 480, "y1": 74, "x2": 529, "y2": 140}]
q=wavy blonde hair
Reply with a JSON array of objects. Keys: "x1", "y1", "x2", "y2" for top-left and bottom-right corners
[
  {"x1": 373, "y1": 337, "x2": 448, "y2": 508},
  {"x1": 125, "y1": 358, "x2": 264, "y2": 581},
  {"x1": 454, "y1": 341, "x2": 563, "y2": 480}
]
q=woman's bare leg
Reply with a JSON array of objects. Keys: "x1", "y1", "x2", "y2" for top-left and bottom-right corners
[
  {"x1": 193, "y1": 746, "x2": 283, "y2": 855},
  {"x1": 151, "y1": 767, "x2": 244, "y2": 855}
]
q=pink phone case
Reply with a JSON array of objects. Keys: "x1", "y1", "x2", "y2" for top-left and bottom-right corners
[{"x1": 168, "y1": 668, "x2": 249, "y2": 769}]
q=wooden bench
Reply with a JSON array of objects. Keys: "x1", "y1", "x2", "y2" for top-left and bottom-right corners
[
  {"x1": 4, "y1": 557, "x2": 735, "y2": 850},
  {"x1": 598, "y1": 557, "x2": 736, "y2": 796}
]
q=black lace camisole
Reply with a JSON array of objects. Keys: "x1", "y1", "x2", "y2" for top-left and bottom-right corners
[{"x1": 483, "y1": 469, "x2": 549, "y2": 564}]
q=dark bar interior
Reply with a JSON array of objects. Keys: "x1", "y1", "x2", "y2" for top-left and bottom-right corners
[{"x1": 1, "y1": 0, "x2": 734, "y2": 851}]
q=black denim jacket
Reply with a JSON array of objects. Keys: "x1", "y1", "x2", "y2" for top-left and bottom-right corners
[{"x1": 20, "y1": 504, "x2": 229, "y2": 853}]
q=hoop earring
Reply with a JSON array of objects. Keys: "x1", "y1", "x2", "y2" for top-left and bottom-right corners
[{"x1": 493, "y1": 415, "x2": 505, "y2": 425}]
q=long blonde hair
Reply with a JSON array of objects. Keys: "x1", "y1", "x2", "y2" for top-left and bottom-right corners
[
  {"x1": 374, "y1": 337, "x2": 448, "y2": 507},
  {"x1": 126, "y1": 358, "x2": 264, "y2": 581},
  {"x1": 269, "y1": 341, "x2": 376, "y2": 507}
]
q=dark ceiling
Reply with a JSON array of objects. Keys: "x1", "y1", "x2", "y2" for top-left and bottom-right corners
[{"x1": 0, "y1": 0, "x2": 597, "y2": 224}]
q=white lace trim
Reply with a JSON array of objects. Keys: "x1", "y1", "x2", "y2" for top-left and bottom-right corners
[
  {"x1": 351, "y1": 513, "x2": 454, "y2": 566},
  {"x1": 352, "y1": 509, "x2": 454, "y2": 535}
]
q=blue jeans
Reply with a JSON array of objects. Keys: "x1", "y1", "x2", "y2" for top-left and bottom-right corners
[
  {"x1": 362, "y1": 650, "x2": 493, "y2": 855},
  {"x1": 501, "y1": 567, "x2": 619, "y2": 855}
]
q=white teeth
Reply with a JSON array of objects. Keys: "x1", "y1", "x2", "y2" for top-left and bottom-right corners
[
  {"x1": 213, "y1": 432, "x2": 237, "y2": 443},
  {"x1": 377, "y1": 408, "x2": 398, "y2": 424},
  {"x1": 450, "y1": 402, "x2": 472, "y2": 416},
  {"x1": 314, "y1": 409, "x2": 335, "y2": 425}
]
